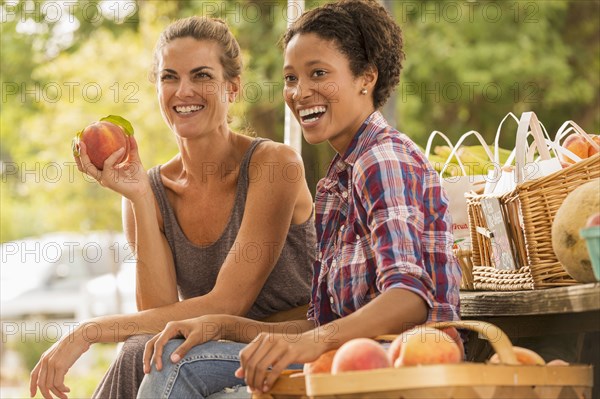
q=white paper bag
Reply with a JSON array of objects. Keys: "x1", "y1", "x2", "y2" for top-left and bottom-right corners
[{"x1": 426, "y1": 130, "x2": 493, "y2": 248}]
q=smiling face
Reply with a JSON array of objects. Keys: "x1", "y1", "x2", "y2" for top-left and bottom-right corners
[
  {"x1": 283, "y1": 33, "x2": 376, "y2": 154},
  {"x1": 157, "y1": 37, "x2": 239, "y2": 139}
]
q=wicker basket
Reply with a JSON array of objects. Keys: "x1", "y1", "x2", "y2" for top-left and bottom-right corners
[
  {"x1": 453, "y1": 248, "x2": 475, "y2": 290},
  {"x1": 466, "y1": 153, "x2": 600, "y2": 290}
]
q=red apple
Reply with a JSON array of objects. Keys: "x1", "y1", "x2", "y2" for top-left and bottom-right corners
[
  {"x1": 586, "y1": 213, "x2": 600, "y2": 227},
  {"x1": 331, "y1": 338, "x2": 390, "y2": 374},
  {"x1": 73, "y1": 115, "x2": 134, "y2": 170}
]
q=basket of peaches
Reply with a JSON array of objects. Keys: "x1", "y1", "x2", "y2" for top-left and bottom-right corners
[{"x1": 300, "y1": 321, "x2": 593, "y2": 399}]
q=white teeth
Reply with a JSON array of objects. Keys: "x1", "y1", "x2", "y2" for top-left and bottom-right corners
[
  {"x1": 175, "y1": 105, "x2": 203, "y2": 114},
  {"x1": 299, "y1": 106, "x2": 327, "y2": 118}
]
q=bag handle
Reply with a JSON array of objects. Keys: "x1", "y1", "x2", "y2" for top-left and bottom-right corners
[
  {"x1": 425, "y1": 130, "x2": 468, "y2": 175},
  {"x1": 440, "y1": 130, "x2": 494, "y2": 177},
  {"x1": 490, "y1": 111, "x2": 555, "y2": 173},
  {"x1": 515, "y1": 112, "x2": 552, "y2": 184},
  {"x1": 376, "y1": 320, "x2": 519, "y2": 365},
  {"x1": 492, "y1": 112, "x2": 519, "y2": 166},
  {"x1": 553, "y1": 120, "x2": 599, "y2": 163}
]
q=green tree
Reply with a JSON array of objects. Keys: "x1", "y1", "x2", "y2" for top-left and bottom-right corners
[
  {"x1": 2, "y1": 0, "x2": 599, "y2": 242},
  {"x1": 395, "y1": 0, "x2": 599, "y2": 148}
]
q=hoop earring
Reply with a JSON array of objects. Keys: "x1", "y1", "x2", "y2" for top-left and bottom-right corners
[{"x1": 361, "y1": 88, "x2": 368, "y2": 95}]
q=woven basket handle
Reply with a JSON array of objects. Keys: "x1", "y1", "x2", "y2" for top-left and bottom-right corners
[
  {"x1": 515, "y1": 111, "x2": 553, "y2": 184},
  {"x1": 376, "y1": 320, "x2": 519, "y2": 365}
]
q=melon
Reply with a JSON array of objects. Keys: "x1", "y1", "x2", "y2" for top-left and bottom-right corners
[{"x1": 551, "y1": 179, "x2": 600, "y2": 282}]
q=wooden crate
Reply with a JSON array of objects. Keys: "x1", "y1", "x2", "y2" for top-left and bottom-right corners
[
  {"x1": 252, "y1": 370, "x2": 307, "y2": 399},
  {"x1": 305, "y1": 363, "x2": 592, "y2": 398},
  {"x1": 304, "y1": 321, "x2": 593, "y2": 399}
]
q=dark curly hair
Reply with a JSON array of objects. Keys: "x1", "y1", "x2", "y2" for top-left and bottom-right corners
[{"x1": 283, "y1": 0, "x2": 404, "y2": 109}]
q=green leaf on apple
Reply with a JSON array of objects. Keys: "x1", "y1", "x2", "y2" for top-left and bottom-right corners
[
  {"x1": 72, "y1": 128, "x2": 84, "y2": 156},
  {"x1": 72, "y1": 136, "x2": 81, "y2": 157},
  {"x1": 100, "y1": 115, "x2": 135, "y2": 136}
]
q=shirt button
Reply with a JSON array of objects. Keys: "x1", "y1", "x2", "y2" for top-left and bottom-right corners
[
  {"x1": 356, "y1": 234, "x2": 360, "y2": 240},
  {"x1": 340, "y1": 224, "x2": 345, "y2": 231},
  {"x1": 342, "y1": 191, "x2": 348, "y2": 199},
  {"x1": 329, "y1": 296, "x2": 334, "y2": 304}
]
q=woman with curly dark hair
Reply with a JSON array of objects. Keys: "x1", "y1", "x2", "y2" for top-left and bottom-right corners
[{"x1": 139, "y1": 1, "x2": 461, "y2": 397}]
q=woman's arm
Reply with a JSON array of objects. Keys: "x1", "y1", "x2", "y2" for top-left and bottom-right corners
[
  {"x1": 142, "y1": 314, "x2": 316, "y2": 372},
  {"x1": 31, "y1": 142, "x2": 313, "y2": 398},
  {"x1": 122, "y1": 196, "x2": 178, "y2": 310},
  {"x1": 75, "y1": 136, "x2": 179, "y2": 310},
  {"x1": 237, "y1": 288, "x2": 426, "y2": 393}
]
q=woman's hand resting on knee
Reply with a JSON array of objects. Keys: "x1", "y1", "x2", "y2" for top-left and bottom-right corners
[{"x1": 142, "y1": 315, "x2": 222, "y2": 373}]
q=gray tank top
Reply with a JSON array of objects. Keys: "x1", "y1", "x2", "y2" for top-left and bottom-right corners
[{"x1": 148, "y1": 138, "x2": 315, "y2": 320}]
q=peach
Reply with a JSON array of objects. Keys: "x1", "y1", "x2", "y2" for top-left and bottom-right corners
[
  {"x1": 73, "y1": 115, "x2": 134, "y2": 170},
  {"x1": 393, "y1": 326, "x2": 462, "y2": 367},
  {"x1": 387, "y1": 327, "x2": 463, "y2": 364},
  {"x1": 303, "y1": 350, "x2": 337, "y2": 375},
  {"x1": 547, "y1": 359, "x2": 570, "y2": 366},
  {"x1": 560, "y1": 134, "x2": 590, "y2": 166},
  {"x1": 387, "y1": 334, "x2": 404, "y2": 365},
  {"x1": 588, "y1": 135, "x2": 600, "y2": 157},
  {"x1": 331, "y1": 338, "x2": 391, "y2": 374},
  {"x1": 489, "y1": 346, "x2": 545, "y2": 365},
  {"x1": 586, "y1": 213, "x2": 600, "y2": 227}
]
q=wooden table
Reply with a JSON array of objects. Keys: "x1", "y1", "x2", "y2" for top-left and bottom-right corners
[
  {"x1": 459, "y1": 283, "x2": 600, "y2": 395},
  {"x1": 460, "y1": 282, "x2": 600, "y2": 337}
]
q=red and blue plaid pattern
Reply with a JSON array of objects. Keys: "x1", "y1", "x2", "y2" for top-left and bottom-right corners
[{"x1": 307, "y1": 111, "x2": 461, "y2": 326}]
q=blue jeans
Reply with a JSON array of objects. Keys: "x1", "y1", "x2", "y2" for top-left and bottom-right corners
[{"x1": 137, "y1": 340, "x2": 249, "y2": 399}]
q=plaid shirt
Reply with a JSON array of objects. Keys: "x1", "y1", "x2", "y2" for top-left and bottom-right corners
[{"x1": 307, "y1": 111, "x2": 461, "y2": 326}]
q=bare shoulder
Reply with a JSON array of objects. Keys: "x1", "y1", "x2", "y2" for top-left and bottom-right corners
[
  {"x1": 248, "y1": 140, "x2": 313, "y2": 224},
  {"x1": 247, "y1": 140, "x2": 307, "y2": 195},
  {"x1": 251, "y1": 140, "x2": 305, "y2": 170}
]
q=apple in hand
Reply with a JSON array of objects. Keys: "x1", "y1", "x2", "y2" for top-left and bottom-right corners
[{"x1": 73, "y1": 115, "x2": 134, "y2": 170}]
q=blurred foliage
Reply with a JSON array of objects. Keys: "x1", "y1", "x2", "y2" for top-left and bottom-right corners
[
  {"x1": 396, "y1": 0, "x2": 600, "y2": 148},
  {"x1": 10, "y1": 334, "x2": 53, "y2": 372},
  {"x1": 1, "y1": 0, "x2": 599, "y2": 242},
  {"x1": 6, "y1": 339, "x2": 117, "y2": 398}
]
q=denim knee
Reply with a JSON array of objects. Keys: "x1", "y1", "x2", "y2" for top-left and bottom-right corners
[{"x1": 137, "y1": 340, "x2": 247, "y2": 399}]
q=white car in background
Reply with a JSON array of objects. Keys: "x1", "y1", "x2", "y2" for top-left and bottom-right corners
[
  {"x1": 1, "y1": 231, "x2": 132, "y2": 320},
  {"x1": 78, "y1": 260, "x2": 137, "y2": 319}
]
